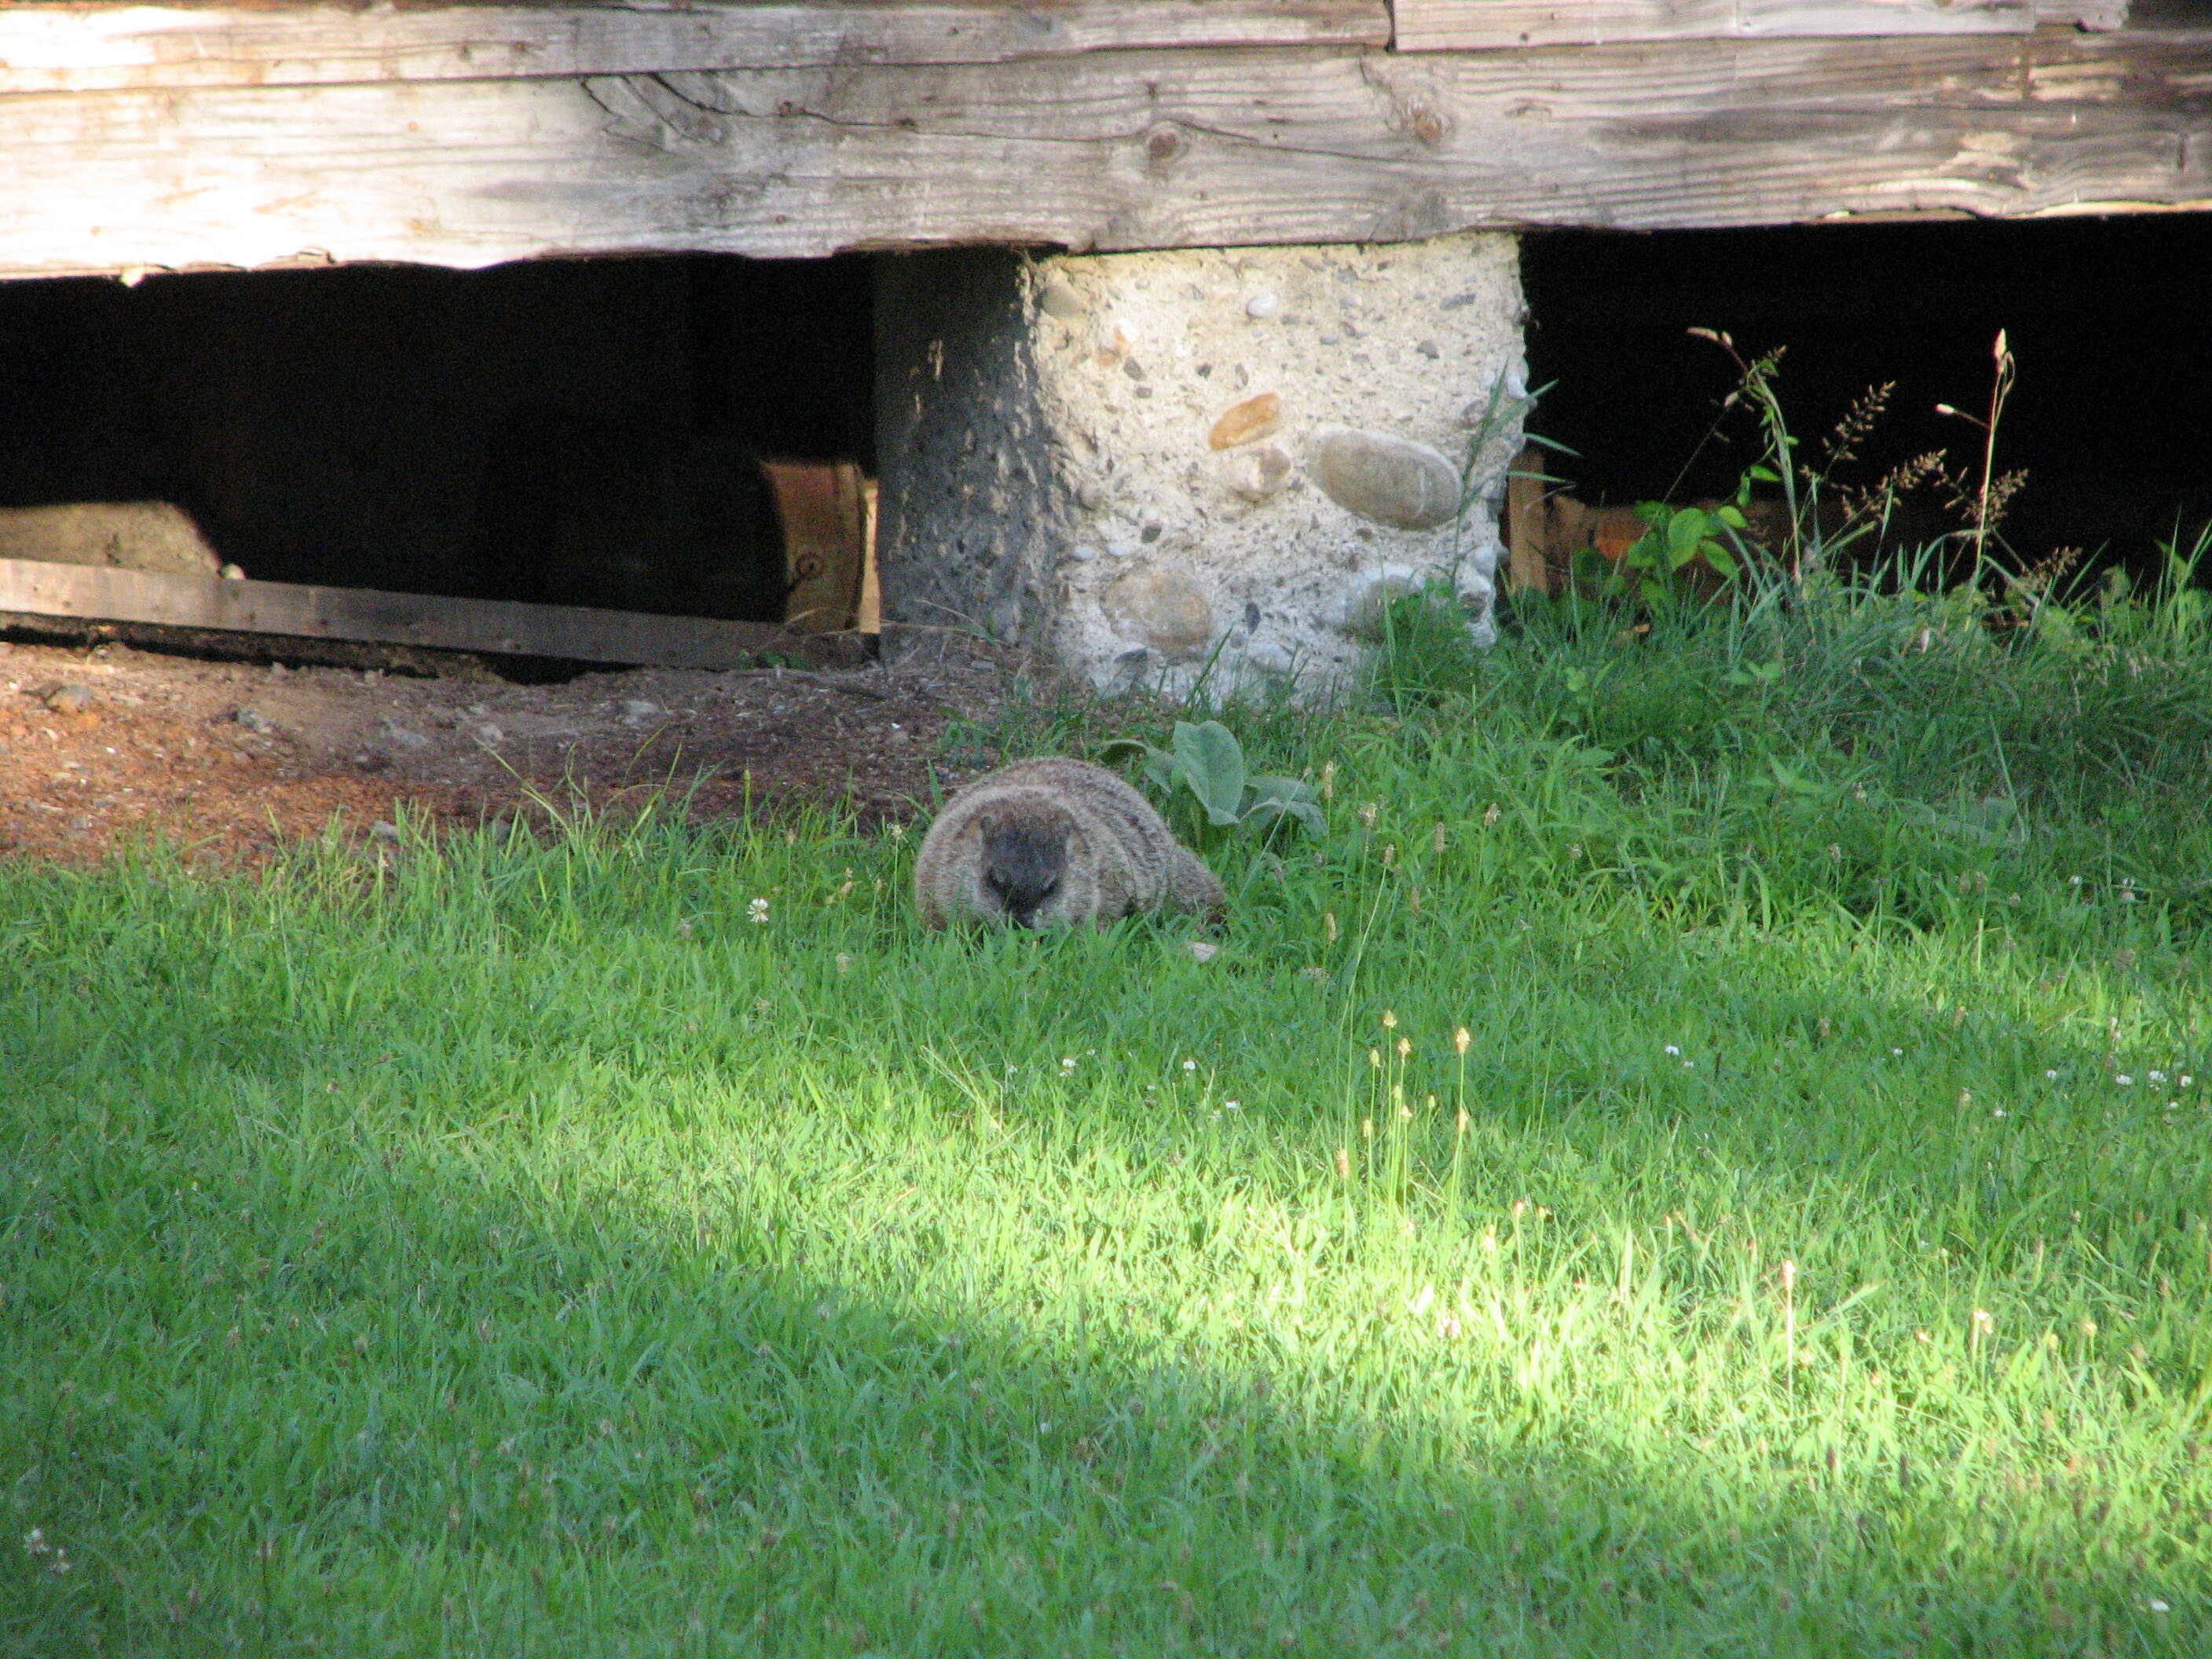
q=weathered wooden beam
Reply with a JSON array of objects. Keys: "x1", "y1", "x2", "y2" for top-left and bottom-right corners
[
  {"x1": 2042, "y1": 2, "x2": 2132, "y2": 28},
  {"x1": 0, "y1": 31, "x2": 2204, "y2": 273},
  {"x1": 1393, "y1": 0, "x2": 2034, "y2": 54},
  {"x1": 1390, "y1": 2, "x2": 2131, "y2": 53},
  {"x1": 0, "y1": 0, "x2": 1390, "y2": 96},
  {"x1": 0, "y1": 558, "x2": 868, "y2": 670}
]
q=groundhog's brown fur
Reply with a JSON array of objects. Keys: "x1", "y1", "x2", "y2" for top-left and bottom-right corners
[{"x1": 913, "y1": 758, "x2": 1225, "y2": 929}]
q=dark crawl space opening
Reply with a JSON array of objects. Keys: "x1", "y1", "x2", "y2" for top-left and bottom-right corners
[
  {"x1": 1518, "y1": 214, "x2": 2212, "y2": 588},
  {"x1": 0, "y1": 252, "x2": 876, "y2": 657}
]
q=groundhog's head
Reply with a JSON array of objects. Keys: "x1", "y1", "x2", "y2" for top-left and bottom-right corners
[{"x1": 976, "y1": 803, "x2": 1086, "y2": 928}]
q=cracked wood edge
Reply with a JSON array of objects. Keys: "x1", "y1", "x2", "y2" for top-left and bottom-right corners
[
  {"x1": 1390, "y1": 1, "x2": 2130, "y2": 53},
  {"x1": 0, "y1": 0, "x2": 1389, "y2": 96},
  {"x1": 0, "y1": 30, "x2": 2205, "y2": 273}
]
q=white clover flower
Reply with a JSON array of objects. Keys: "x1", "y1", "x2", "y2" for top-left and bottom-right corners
[
  {"x1": 1892, "y1": 1048, "x2": 1904, "y2": 1057},
  {"x1": 1224, "y1": 1100, "x2": 1241, "y2": 1111},
  {"x1": 2117, "y1": 1075, "x2": 2133, "y2": 1086},
  {"x1": 2150, "y1": 1071, "x2": 2167, "y2": 1082},
  {"x1": 1664, "y1": 1045, "x2": 1682, "y2": 1057},
  {"x1": 1182, "y1": 1059, "x2": 1198, "y2": 1072},
  {"x1": 748, "y1": 897, "x2": 770, "y2": 924},
  {"x1": 2045, "y1": 1070, "x2": 2060, "y2": 1081}
]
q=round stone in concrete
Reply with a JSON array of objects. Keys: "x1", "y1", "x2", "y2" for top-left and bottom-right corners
[
  {"x1": 1307, "y1": 427, "x2": 1463, "y2": 531},
  {"x1": 1219, "y1": 442, "x2": 1295, "y2": 503},
  {"x1": 1101, "y1": 566, "x2": 1215, "y2": 661}
]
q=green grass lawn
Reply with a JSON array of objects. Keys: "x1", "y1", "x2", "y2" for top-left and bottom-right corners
[{"x1": 5, "y1": 570, "x2": 2211, "y2": 1656}]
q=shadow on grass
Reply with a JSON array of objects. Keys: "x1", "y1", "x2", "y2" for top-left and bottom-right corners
[{"x1": 2, "y1": 986, "x2": 2197, "y2": 1657}]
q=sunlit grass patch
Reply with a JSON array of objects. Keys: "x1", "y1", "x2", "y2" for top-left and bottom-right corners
[{"x1": 4, "y1": 570, "x2": 2210, "y2": 1655}]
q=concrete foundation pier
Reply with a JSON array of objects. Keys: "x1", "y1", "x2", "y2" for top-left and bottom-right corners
[{"x1": 877, "y1": 233, "x2": 1525, "y2": 697}]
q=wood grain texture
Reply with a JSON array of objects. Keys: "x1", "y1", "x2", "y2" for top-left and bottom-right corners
[
  {"x1": 2041, "y1": 2, "x2": 2130, "y2": 27},
  {"x1": 1391, "y1": 0, "x2": 2127, "y2": 48},
  {"x1": 0, "y1": 31, "x2": 2204, "y2": 273},
  {"x1": 0, "y1": 0, "x2": 1389, "y2": 95},
  {"x1": 1393, "y1": 0, "x2": 2034, "y2": 53},
  {"x1": 0, "y1": 558, "x2": 868, "y2": 669}
]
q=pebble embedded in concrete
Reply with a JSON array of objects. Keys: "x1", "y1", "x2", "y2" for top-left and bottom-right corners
[
  {"x1": 1220, "y1": 442, "x2": 1295, "y2": 502},
  {"x1": 1207, "y1": 393, "x2": 1281, "y2": 450},
  {"x1": 1244, "y1": 291, "x2": 1281, "y2": 320},
  {"x1": 376, "y1": 717, "x2": 430, "y2": 751},
  {"x1": 1307, "y1": 426, "x2": 1464, "y2": 530},
  {"x1": 45, "y1": 684, "x2": 97, "y2": 715},
  {"x1": 1101, "y1": 566, "x2": 1215, "y2": 661}
]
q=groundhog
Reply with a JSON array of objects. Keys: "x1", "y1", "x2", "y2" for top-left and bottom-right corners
[{"x1": 913, "y1": 758, "x2": 1225, "y2": 929}]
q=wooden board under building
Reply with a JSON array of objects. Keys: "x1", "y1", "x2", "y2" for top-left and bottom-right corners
[
  {"x1": 0, "y1": 0, "x2": 1390, "y2": 97},
  {"x1": 1390, "y1": 0, "x2": 2124, "y2": 53},
  {"x1": 0, "y1": 29, "x2": 2203, "y2": 276},
  {"x1": 763, "y1": 460, "x2": 873, "y2": 635},
  {"x1": 0, "y1": 558, "x2": 869, "y2": 672}
]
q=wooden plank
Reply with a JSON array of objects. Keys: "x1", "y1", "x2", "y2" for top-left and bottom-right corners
[
  {"x1": 2042, "y1": 2, "x2": 2130, "y2": 27},
  {"x1": 0, "y1": 557, "x2": 868, "y2": 669},
  {"x1": 1393, "y1": 0, "x2": 2032, "y2": 53},
  {"x1": 1503, "y1": 445, "x2": 1552, "y2": 595},
  {"x1": 764, "y1": 459, "x2": 870, "y2": 634},
  {"x1": 0, "y1": 0, "x2": 1390, "y2": 96},
  {"x1": 1392, "y1": 0, "x2": 2124, "y2": 47},
  {"x1": 0, "y1": 31, "x2": 2204, "y2": 272}
]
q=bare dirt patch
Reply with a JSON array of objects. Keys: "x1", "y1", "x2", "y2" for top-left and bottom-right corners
[{"x1": 0, "y1": 633, "x2": 1011, "y2": 869}]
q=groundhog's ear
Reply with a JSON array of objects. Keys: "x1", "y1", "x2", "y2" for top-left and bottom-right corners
[{"x1": 975, "y1": 809, "x2": 999, "y2": 836}]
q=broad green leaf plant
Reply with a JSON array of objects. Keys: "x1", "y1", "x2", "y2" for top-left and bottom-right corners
[{"x1": 1101, "y1": 720, "x2": 1324, "y2": 839}]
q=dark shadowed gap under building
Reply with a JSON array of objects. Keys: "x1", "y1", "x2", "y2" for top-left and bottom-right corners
[
  {"x1": 1520, "y1": 214, "x2": 2212, "y2": 586},
  {"x1": 0, "y1": 252, "x2": 875, "y2": 628}
]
